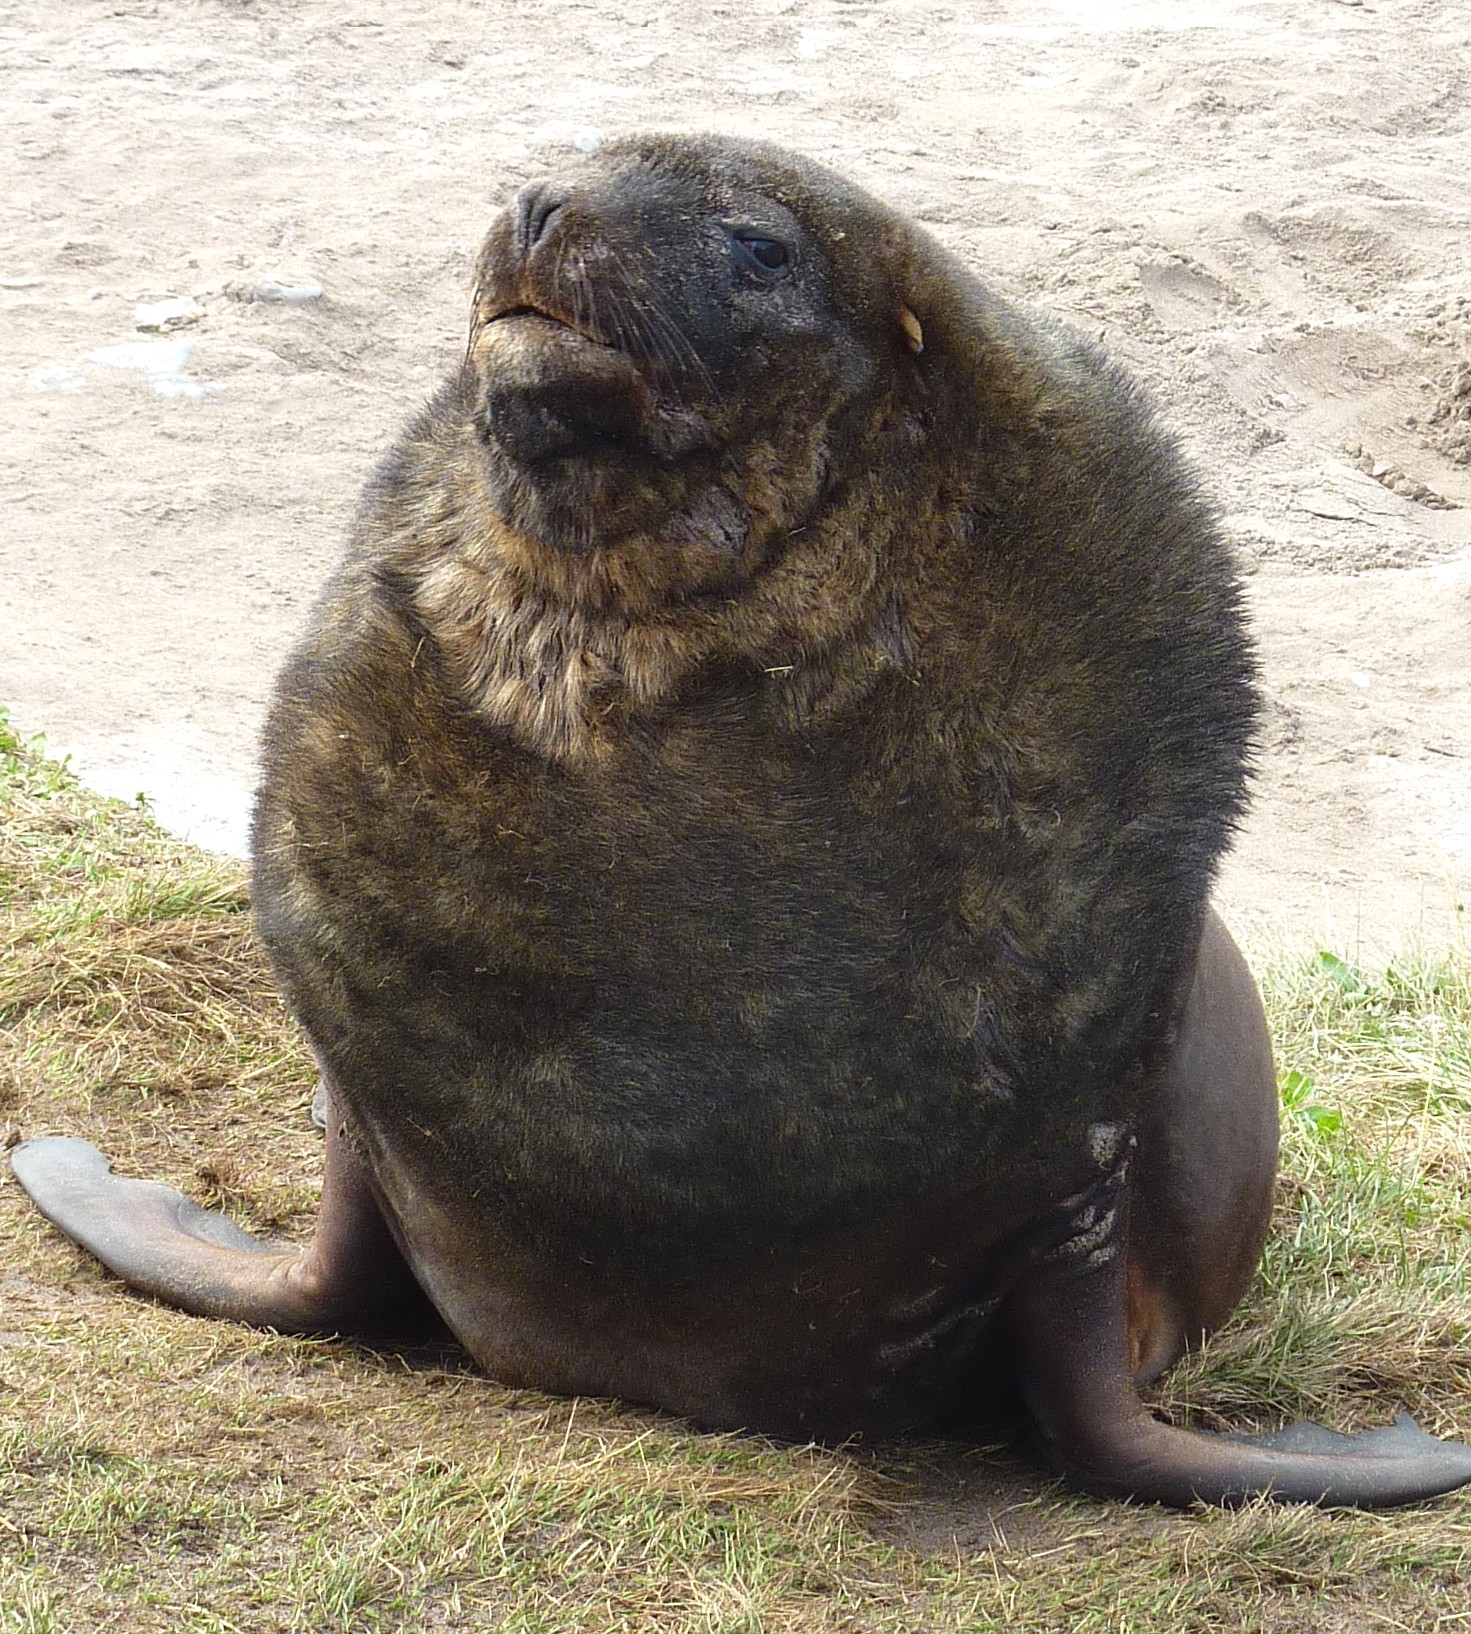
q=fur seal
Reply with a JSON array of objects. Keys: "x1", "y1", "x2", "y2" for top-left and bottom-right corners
[{"x1": 13, "y1": 133, "x2": 1471, "y2": 1507}]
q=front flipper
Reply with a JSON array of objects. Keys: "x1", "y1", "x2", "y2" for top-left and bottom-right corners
[
  {"x1": 1004, "y1": 1162, "x2": 1471, "y2": 1507},
  {"x1": 11, "y1": 1109, "x2": 439, "y2": 1339}
]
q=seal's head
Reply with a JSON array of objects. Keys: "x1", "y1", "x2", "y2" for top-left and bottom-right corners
[{"x1": 468, "y1": 135, "x2": 933, "y2": 588}]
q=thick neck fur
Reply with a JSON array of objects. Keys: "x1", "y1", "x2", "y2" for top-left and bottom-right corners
[
  {"x1": 411, "y1": 482, "x2": 902, "y2": 762},
  {"x1": 400, "y1": 395, "x2": 914, "y2": 762}
]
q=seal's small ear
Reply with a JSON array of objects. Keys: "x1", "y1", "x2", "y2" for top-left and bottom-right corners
[{"x1": 898, "y1": 306, "x2": 924, "y2": 355}]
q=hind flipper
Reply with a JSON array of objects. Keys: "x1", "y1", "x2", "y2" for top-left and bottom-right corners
[
  {"x1": 1005, "y1": 1162, "x2": 1471, "y2": 1507},
  {"x1": 11, "y1": 1103, "x2": 438, "y2": 1338}
]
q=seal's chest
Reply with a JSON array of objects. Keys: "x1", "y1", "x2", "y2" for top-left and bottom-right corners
[
  {"x1": 497, "y1": 722, "x2": 924, "y2": 1011},
  {"x1": 435, "y1": 720, "x2": 1041, "y2": 1179}
]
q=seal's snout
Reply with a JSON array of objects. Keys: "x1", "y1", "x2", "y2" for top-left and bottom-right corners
[{"x1": 512, "y1": 182, "x2": 570, "y2": 260}]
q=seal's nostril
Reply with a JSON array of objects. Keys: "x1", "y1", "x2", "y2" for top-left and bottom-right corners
[{"x1": 514, "y1": 184, "x2": 570, "y2": 257}]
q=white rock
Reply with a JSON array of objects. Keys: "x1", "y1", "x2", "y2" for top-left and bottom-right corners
[
  {"x1": 133, "y1": 295, "x2": 204, "y2": 332},
  {"x1": 530, "y1": 122, "x2": 604, "y2": 155},
  {"x1": 28, "y1": 364, "x2": 87, "y2": 393},
  {"x1": 249, "y1": 272, "x2": 325, "y2": 304}
]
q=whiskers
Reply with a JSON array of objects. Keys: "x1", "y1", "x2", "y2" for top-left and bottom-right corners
[
  {"x1": 468, "y1": 214, "x2": 714, "y2": 398},
  {"x1": 553, "y1": 240, "x2": 712, "y2": 390},
  {"x1": 465, "y1": 290, "x2": 485, "y2": 368}
]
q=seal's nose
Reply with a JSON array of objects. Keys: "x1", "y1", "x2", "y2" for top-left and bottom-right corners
[{"x1": 512, "y1": 183, "x2": 570, "y2": 259}]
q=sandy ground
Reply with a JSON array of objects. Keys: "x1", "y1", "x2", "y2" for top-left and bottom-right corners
[{"x1": 4, "y1": 0, "x2": 1469, "y2": 955}]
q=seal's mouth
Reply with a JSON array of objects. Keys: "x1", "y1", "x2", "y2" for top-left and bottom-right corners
[
  {"x1": 482, "y1": 300, "x2": 618, "y2": 353},
  {"x1": 474, "y1": 295, "x2": 656, "y2": 472},
  {"x1": 471, "y1": 248, "x2": 711, "y2": 488}
]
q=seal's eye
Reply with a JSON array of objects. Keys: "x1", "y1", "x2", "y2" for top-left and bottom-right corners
[{"x1": 731, "y1": 233, "x2": 792, "y2": 278}]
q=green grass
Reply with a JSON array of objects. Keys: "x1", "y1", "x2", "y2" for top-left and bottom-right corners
[{"x1": 2, "y1": 710, "x2": 1468, "y2": 1631}]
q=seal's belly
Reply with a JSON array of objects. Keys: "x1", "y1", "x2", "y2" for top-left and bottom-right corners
[
  {"x1": 356, "y1": 935, "x2": 1070, "y2": 1435},
  {"x1": 369, "y1": 881, "x2": 1056, "y2": 1292},
  {"x1": 376, "y1": 1131, "x2": 1039, "y2": 1439}
]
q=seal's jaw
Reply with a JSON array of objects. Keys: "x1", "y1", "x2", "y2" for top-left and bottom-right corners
[
  {"x1": 470, "y1": 309, "x2": 721, "y2": 561},
  {"x1": 475, "y1": 313, "x2": 658, "y2": 467},
  {"x1": 470, "y1": 243, "x2": 727, "y2": 560}
]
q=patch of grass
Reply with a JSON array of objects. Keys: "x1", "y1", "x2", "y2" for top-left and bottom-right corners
[
  {"x1": 2, "y1": 719, "x2": 1469, "y2": 1630},
  {"x1": 0, "y1": 709, "x2": 313, "y2": 1232},
  {"x1": 1152, "y1": 947, "x2": 1471, "y2": 1445}
]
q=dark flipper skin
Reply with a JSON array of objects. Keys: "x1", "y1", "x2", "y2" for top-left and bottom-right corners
[
  {"x1": 11, "y1": 1107, "x2": 437, "y2": 1339},
  {"x1": 1009, "y1": 1180, "x2": 1471, "y2": 1505}
]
